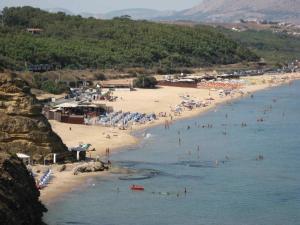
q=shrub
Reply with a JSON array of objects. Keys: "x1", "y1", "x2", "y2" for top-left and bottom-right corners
[
  {"x1": 133, "y1": 75, "x2": 157, "y2": 88},
  {"x1": 41, "y1": 80, "x2": 68, "y2": 94},
  {"x1": 94, "y1": 73, "x2": 107, "y2": 81}
]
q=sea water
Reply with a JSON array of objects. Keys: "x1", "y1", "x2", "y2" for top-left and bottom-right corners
[{"x1": 44, "y1": 80, "x2": 300, "y2": 225}]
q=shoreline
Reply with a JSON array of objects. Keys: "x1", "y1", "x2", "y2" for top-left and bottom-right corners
[{"x1": 39, "y1": 73, "x2": 300, "y2": 205}]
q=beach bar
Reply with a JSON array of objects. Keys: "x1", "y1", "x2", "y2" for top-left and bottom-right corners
[
  {"x1": 44, "y1": 101, "x2": 112, "y2": 124},
  {"x1": 99, "y1": 80, "x2": 133, "y2": 91}
]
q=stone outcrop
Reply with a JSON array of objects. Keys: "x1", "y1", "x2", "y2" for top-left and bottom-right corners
[
  {"x1": 0, "y1": 73, "x2": 69, "y2": 162},
  {"x1": 0, "y1": 152, "x2": 46, "y2": 225},
  {"x1": 0, "y1": 73, "x2": 76, "y2": 224},
  {"x1": 73, "y1": 161, "x2": 109, "y2": 175}
]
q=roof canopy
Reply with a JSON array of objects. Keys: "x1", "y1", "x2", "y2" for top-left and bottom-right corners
[
  {"x1": 54, "y1": 102, "x2": 105, "y2": 109},
  {"x1": 16, "y1": 153, "x2": 30, "y2": 159}
]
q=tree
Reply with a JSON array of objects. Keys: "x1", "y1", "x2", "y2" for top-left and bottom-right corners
[
  {"x1": 41, "y1": 80, "x2": 68, "y2": 94},
  {"x1": 94, "y1": 73, "x2": 107, "y2": 81},
  {"x1": 133, "y1": 75, "x2": 157, "y2": 88},
  {"x1": 0, "y1": 6, "x2": 260, "y2": 72}
]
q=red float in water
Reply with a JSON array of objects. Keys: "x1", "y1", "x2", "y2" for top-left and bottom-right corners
[{"x1": 130, "y1": 185, "x2": 144, "y2": 191}]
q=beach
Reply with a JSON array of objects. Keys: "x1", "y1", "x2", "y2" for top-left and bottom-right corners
[
  {"x1": 39, "y1": 73, "x2": 300, "y2": 204},
  {"x1": 44, "y1": 77, "x2": 300, "y2": 225}
]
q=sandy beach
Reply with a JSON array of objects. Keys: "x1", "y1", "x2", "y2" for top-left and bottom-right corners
[{"x1": 39, "y1": 73, "x2": 300, "y2": 204}]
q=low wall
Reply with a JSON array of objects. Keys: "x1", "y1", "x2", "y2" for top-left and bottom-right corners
[
  {"x1": 158, "y1": 81, "x2": 197, "y2": 88},
  {"x1": 61, "y1": 115, "x2": 84, "y2": 124}
]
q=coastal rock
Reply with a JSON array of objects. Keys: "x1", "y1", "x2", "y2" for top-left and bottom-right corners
[
  {"x1": 0, "y1": 73, "x2": 76, "y2": 224},
  {"x1": 73, "y1": 162, "x2": 108, "y2": 175},
  {"x1": 0, "y1": 152, "x2": 47, "y2": 225},
  {"x1": 0, "y1": 73, "x2": 71, "y2": 161}
]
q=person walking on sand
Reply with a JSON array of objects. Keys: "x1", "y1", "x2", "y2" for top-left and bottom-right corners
[{"x1": 105, "y1": 148, "x2": 110, "y2": 157}]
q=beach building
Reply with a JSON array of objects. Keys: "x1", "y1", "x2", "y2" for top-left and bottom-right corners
[
  {"x1": 69, "y1": 144, "x2": 91, "y2": 161},
  {"x1": 158, "y1": 78, "x2": 198, "y2": 88},
  {"x1": 99, "y1": 80, "x2": 133, "y2": 91},
  {"x1": 26, "y1": 28, "x2": 43, "y2": 34},
  {"x1": 16, "y1": 153, "x2": 31, "y2": 165},
  {"x1": 44, "y1": 101, "x2": 112, "y2": 124},
  {"x1": 28, "y1": 64, "x2": 56, "y2": 72}
]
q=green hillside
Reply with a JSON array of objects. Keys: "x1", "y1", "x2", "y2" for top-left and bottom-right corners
[
  {"x1": 219, "y1": 28, "x2": 300, "y2": 66},
  {"x1": 0, "y1": 7, "x2": 258, "y2": 71}
]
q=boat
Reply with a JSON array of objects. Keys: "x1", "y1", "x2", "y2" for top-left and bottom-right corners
[
  {"x1": 130, "y1": 185, "x2": 144, "y2": 191},
  {"x1": 119, "y1": 174, "x2": 152, "y2": 181}
]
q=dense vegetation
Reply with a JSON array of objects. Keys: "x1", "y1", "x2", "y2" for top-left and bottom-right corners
[
  {"x1": 0, "y1": 7, "x2": 258, "y2": 71},
  {"x1": 31, "y1": 74, "x2": 69, "y2": 94},
  {"x1": 134, "y1": 75, "x2": 158, "y2": 88},
  {"x1": 219, "y1": 28, "x2": 300, "y2": 65}
]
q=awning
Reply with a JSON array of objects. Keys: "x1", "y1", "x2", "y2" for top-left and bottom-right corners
[{"x1": 16, "y1": 153, "x2": 30, "y2": 159}]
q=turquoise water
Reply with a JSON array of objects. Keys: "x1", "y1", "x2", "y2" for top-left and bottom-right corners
[{"x1": 44, "y1": 81, "x2": 300, "y2": 225}]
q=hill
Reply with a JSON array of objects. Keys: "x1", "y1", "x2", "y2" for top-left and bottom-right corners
[
  {"x1": 165, "y1": 0, "x2": 300, "y2": 23},
  {"x1": 219, "y1": 28, "x2": 300, "y2": 65},
  {"x1": 103, "y1": 8, "x2": 174, "y2": 20},
  {"x1": 0, "y1": 6, "x2": 258, "y2": 72}
]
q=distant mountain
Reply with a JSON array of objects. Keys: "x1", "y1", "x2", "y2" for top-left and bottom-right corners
[
  {"x1": 162, "y1": 0, "x2": 300, "y2": 23},
  {"x1": 103, "y1": 8, "x2": 175, "y2": 20},
  {"x1": 41, "y1": 0, "x2": 300, "y2": 24},
  {"x1": 46, "y1": 8, "x2": 104, "y2": 19},
  {"x1": 80, "y1": 12, "x2": 103, "y2": 19},
  {"x1": 46, "y1": 8, "x2": 74, "y2": 15},
  {"x1": 45, "y1": 8, "x2": 173, "y2": 20}
]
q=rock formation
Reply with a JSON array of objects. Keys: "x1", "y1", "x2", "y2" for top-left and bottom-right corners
[
  {"x1": 73, "y1": 161, "x2": 109, "y2": 175},
  {"x1": 0, "y1": 73, "x2": 75, "y2": 224},
  {"x1": 0, "y1": 152, "x2": 47, "y2": 225},
  {"x1": 0, "y1": 73, "x2": 71, "y2": 162}
]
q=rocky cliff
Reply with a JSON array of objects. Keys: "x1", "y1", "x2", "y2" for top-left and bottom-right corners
[
  {"x1": 0, "y1": 73, "x2": 69, "y2": 162},
  {"x1": 0, "y1": 152, "x2": 47, "y2": 225},
  {"x1": 0, "y1": 73, "x2": 75, "y2": 224}
]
